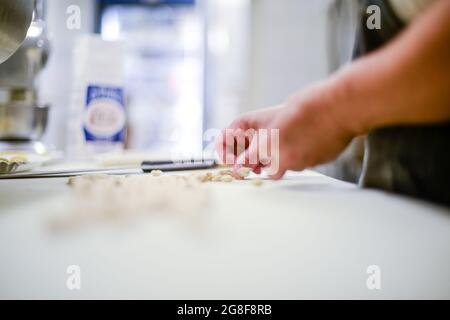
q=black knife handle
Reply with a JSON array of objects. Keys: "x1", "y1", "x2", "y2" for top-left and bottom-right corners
[{"x1": 141, "y1": 160, "x2": 216, "y2": 172}]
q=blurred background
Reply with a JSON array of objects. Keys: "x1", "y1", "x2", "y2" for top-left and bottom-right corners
[{"x1": 5, "y1": 0, "x2": 363, "y2": 181}]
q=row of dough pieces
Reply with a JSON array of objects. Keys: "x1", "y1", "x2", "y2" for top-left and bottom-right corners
[
  {"x1": 149, "y1": 167, "x2": 264, "y2": 186},
  {"x1": 68, "y1": 167, "x2": 264, "y2": 187}
]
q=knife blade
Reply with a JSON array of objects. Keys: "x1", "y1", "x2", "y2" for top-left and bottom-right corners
[{"x1": 0, "y1": 159, "x2": 217, "y2": 179}]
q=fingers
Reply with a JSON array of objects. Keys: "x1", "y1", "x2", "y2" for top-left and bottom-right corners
[
  {"x1": 234, "y1": 135, "x2": 260, "y2": 171},
  {"x1": 216, "y1": 118, "x2": 254, "y2": 166},
  {"x1": 216, "y1": 124, "x2": 291, "y2": 179},
  {"x1": 215, "y1": 128, "x2": 238, "y2": 165},
  {"x1": 266, "y1": 160, "x2": 288, "y2": 180},
  {"x1": 261, "y1": 148, "x2": 287, "y2": 180},
  {"x1": 253, "y1": 166, "x2": 262, "y2": 174},
  {"x1": 215, "y1": 112, "x2": 291, "y2": 179}
]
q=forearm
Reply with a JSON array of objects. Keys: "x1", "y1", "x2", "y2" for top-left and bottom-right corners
[{"x1": 328, "y1": 0, "x2": 450, "y2": 135}]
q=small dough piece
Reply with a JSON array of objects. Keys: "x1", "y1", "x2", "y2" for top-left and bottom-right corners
[
  {"x1": 150, "y1": 170, "x2": 163, "y2": 177},
  {"x1": 219, "y1": 169, "x2": 233, "y2": 176},
  {"x1": 204, "y1": 172, "x2": 214, "y2": 181},
  {"x1": 221, "y1": 175, "x2": 234, "y2": 183},
  {"x1": 252, "y1": 178, "x2": 263, "y2": 187},
  {"x1": 237, "y1": 167, "x2": 251, "y2": 178},
  {"x1": 197, "y1": 173, "x2": 211, "y2": 182}
]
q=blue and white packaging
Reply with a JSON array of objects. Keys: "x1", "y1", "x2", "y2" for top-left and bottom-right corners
[
  {"x1": 68, "y1": 35, "x2": 127, "y2": 158},
  {"x1": 84, "y1": 85, "x2": 126, "y2": 146}
]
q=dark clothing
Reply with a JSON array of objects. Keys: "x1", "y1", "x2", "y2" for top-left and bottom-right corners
[
  {"x1": 362, "y1": 125, "x2": 450, "y2": 206},
  {"x1": 355, "y1": 0, "x2": 450, "y2": 206}
]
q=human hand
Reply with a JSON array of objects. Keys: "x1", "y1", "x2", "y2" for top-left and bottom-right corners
[{"x1": 215, "y1": 83, "x2": 357, "y2": 179}]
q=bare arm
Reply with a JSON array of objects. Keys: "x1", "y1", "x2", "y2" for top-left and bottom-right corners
[
  {"x1": 217, "y1": 0, "x2": 450, "y2": 178},
  {"x1": 330, "y1": 0, "x2": 450, "y2": 135}
]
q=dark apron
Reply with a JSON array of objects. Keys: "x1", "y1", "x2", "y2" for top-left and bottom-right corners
[{"x1": 354, "y1": 0, "x2": 450, "y2": 206}]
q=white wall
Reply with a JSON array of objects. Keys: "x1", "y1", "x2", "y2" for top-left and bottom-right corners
[
  {"x1": 245, "y1": 0, "x2": 332, "y2": 112},
  {"x1": 204, "y1": 0, "x2": 333, "y2": 129},
  {"x1": 204, "y1": 0, "x2": 252, "y2": 130}
]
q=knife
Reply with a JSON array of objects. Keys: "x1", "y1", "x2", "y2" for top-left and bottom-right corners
[{"x1": 0, "y1": 159, "x2": 217, "y2": 179}]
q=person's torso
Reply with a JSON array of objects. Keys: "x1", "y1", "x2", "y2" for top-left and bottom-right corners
[{"x1": 354, "y1": 0, "x2": 450, "y2": 206}]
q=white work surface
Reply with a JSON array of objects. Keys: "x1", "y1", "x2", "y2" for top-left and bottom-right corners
[{"x1": 0, "y1": 170, "x2": 449, "y2": 299}]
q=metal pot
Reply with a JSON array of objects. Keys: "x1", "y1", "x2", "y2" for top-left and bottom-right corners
[
  {"x1": 0, "y1": 102, "x2": 49, "y2": 141},
  {"x1": 0, "y1": 0, "x2": 33, "y2": 65},
  {"x1": 0, "y1": 0, "x2": 50, "y2": 147}
]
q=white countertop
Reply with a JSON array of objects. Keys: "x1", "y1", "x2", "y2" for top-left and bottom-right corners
[{"x1": 0, "y1": 170, "x2": 449, "y2": 299}]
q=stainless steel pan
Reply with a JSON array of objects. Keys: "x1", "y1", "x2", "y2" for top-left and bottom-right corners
[{"x1": 0, "y1": 0, "x2": 33, "y2": 64}]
